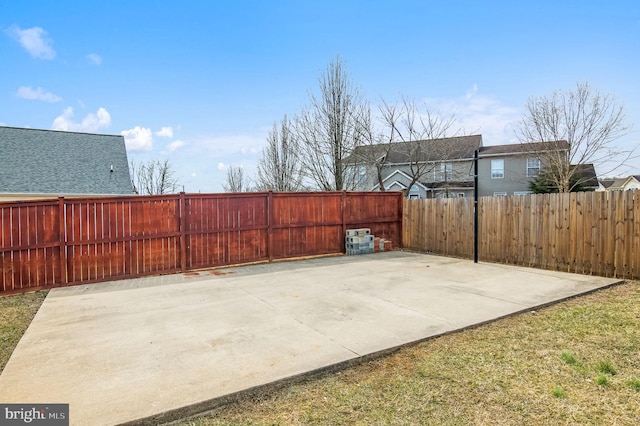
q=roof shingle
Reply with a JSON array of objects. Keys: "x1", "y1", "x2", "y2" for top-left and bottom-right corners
[{"x1": 0, "y1": 126, "x2": 133, "y2": 195}]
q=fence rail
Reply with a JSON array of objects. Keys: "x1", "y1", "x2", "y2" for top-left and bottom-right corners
[
  {"x1": 1, "y1": 191, "x2": 403, "y2": 295},
  {"x1": 403, "y1": 191, "x2": 640, "y2": 279}
]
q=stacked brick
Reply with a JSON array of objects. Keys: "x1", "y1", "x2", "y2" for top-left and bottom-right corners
[{"x1": 345, "y1": 228, "x2": 392, "y2": 255}]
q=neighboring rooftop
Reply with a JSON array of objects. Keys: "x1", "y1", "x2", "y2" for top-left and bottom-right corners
[
  {"x1": 348, "y1": 135, "x2": 484, "y2": 164},
  {"x1": 0, "y1": 126, "x2": 133, "y2": 196},
  {"x1": 385, "y1": 135, "x2": 483, "y2": 163},
  {"x1": 572, "y1": 163, "x2": 599, "y2": 188},
  {"x1": 479, "y1": 140, "x2": 570, "y2": 156},
  {"x1": 350, "y1": 137, "x2": 572, "y2": 165},
  {"x1": 598, "y1": 175, "x2": 640, "y2": 191}
]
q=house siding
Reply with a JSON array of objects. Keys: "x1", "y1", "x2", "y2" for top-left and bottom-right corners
[{"x1": 478, "y1": 156, "x2": 534, "y2": 196}]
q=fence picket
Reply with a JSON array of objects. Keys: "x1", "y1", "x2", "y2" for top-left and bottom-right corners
[
  {"x1": 403, "y1": 192, "x2": 640, "y2": 280},
  {"x1": 0, "y1": 191, "x2": 403, "y2": 295}
]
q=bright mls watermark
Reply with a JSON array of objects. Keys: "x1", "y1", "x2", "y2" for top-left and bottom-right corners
[{"x1": 1, "y1": 404, "x2": 68, "y2": 425}]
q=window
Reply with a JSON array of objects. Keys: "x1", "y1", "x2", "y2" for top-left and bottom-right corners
[
  {"x1": 408, "y1": 194, "x2": 420, "y2": 200},
  {"x1": 493, "y1": 192, "x2": 507, "y2": 197},
  {"x1": 527, "y1": 158, "x2": 541, "y2": 177},
  {"x1": 438, "y1": 162, "x2": 453, "y2": 181},
  {"x1": 435, "y1": 192, "x2": 465, "y2": 198},
  {"x1": 514, "y1": 191, "x2": 532, "y2": 196},
  {"x1": 491, "y1": 159, "x2": 504, "y2": 179}
]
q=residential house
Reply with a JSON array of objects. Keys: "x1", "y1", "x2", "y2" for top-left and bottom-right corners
[
  {"x1": 352, "y1": 135, "x2": 593, "y2": 198},
  {"x1": 598, "y1": 175, "x2": 640, "y2": 192},
  {"x1": 477, "y1": 141, "x2": 574, "y2": 196},
  {"x1": 357, "y1": 135, "x2": 482, "y2": 199},
  {"x1": 0, "y1": 126, "x2": 133, "y2": 201}
]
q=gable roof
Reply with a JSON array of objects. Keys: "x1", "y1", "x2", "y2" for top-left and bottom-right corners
[
  {"x1": 572, "y1": 163, "x2": 599, "y2": 188},
  {"x1": 598, "y1": 175, "x2": 640, "y2": 191},
  {"x1": 372, "y1": 169, "x2": 428, "y2": 191},
  {"x1": 348, "y1": 135, "x2": 483, "y2": 165},
  {"x1": 385, "y1": 135, "x2": 483, "y2": 163},
  {"x1": 0, "y1": 126, "x2": 133, "y2": 195},
  {"x1": 479, "y1": 141, "x2": 570, "y2": 156}
]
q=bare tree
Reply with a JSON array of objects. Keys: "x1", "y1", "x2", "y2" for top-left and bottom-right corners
[
  {"x1": 222, "y1": 166, "x2": 250, "y2": 192},
  {"x1": 517, "y1": 82, "x2": 631, "y2": 192},
  {"x1": 379, "y1": 97, "x2": 461, "y2": 196},
  {"x1": 349, "y1": 101, "x2": 394, "y2": 191},
  {"x1": 130, "y1": 159, "x2": 179, "y2": 195},
  {"x1": 255, "y1": 115, "x2": 304, "y2": 191},
  {"x1": 295, "y1": 55, "x2": 369, "y2": 191}
]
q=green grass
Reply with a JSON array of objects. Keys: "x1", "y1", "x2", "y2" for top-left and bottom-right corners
[
  {"x1": 596, "y1": 375, "x2": 610, "y2": 386},
  {"x1": 0, "y1": 291, "x2": 48, "y2": 374},
  {"x1": 551, "y1": 386, "x2": 566, "y2": 398},
  {"x1": 560, "y1": 350, "x2": 580, "y2": 366},
  {"x1": 177, "y1": 281, "x2": 640, "y2": 425},
  {"x1": 627, "y1": 379, "x2": 640, "y2": 391},
  {"x1": 597, "y1": 360, "x2": 617, "y2": 376}
]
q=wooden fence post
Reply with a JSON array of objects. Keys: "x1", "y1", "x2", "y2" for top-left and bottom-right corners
[
  {"x1": 179, "y1": 192, "x2": 187, "y2": 272},
  {"x1": 268, "y1": 191, "x2": 273, "y2": 262},
  {"x1": 58, "y1": 197, "x2": 68, "y2": 285},
  {"x1": 398, "y1": 192, "x2": 404, "y2": 248},
  {"x1": 341, "y1": 191, "x2": 347, "y2": 246}
]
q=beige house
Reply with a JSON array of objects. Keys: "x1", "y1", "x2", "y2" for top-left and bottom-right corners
[{"x1": 598, "y1": 176, "x2": 640, "y2": 192}]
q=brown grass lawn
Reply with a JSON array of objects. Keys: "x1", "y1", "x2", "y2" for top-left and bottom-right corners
[
  {"x1": 1, "y1": 283, "x2": 639, "y2": 425},
  {"x1": 180, "y1": 281, "x2": 640, "y2": 425},
  {"x1": 0, "y1": 290, "x2": 48, "y2": 374}
]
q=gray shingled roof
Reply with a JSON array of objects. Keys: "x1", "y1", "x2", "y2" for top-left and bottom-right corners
[
  {"x1": 0, "y1": 126, "x2": 133, "y2": 195},
  {"x1": 479, "y1": 141, "x2": 570, "y2": 155},
  {"x1": 348, "y1": 135, "x2": 483, "y2": 164},
  {"x1": 385, "y1": 135, "x2": 483, "y2": 163},
  {"x1": 572, "y1": 163, "x2": 599, "y2": 188}
]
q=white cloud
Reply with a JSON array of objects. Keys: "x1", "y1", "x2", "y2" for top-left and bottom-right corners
[
  {"x1": 155, "y1": 126, "x2": 173, "y2": 138},
  {"x1": 191, "y1": 172, "x2": 197, "y2": 177},
  {"x1": 87, "y1": 53, "x2": 102, "y2": 65},
  {"x1": 167, "y1": 139, "x2": 185, "y2": 152},
  {"x1": 192, "y1": 134, "x2": 266, "y2": 157},
  {"x1": 217, "y1": 162, "x2": 228, "y2": 170},
  {"x1": 120, "y1": 126, "x2": 153, "y2": 151},
  {"x1": 16, "y1": 86, "x2": 61, "y2": 103},
  {"x1": 52, "y1": 107, "x2": 111, "y2": 132},
  {"x1": 421, "y1": 85, "x2": 521, "y2": 145},
  {"x1": 121, "y1": 126, "x2": 153, "y2": 151},
  {"x1": 240, "y1": 146, "x2": 261, "y2": 154},
  {"x1": 6, "y1": 25, "x2": 55, "y2": 59}
]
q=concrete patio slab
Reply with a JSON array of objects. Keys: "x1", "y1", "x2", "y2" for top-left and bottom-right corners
[{"x1": 0, "y1": 251, "x2": 621, "y2": 425}]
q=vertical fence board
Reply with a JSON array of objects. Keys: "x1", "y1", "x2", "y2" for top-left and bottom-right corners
[
  {"x1": 1, "y1": 191, "x2": 400, "y2": 295},
  {"x1": 403, "y1": 192, "x2": 640, "y2": 280}
]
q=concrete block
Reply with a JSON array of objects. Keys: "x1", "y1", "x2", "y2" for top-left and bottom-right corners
[
  {"x1": 356, "y1": 228, "x2": 370, "y2": 238},
  {"x1": 345, "y1": 243, "x2": 358, "y2": 252}
]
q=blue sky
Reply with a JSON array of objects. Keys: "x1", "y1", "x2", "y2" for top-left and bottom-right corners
[{"x1": 1, "y1": 0, "x2": 639, "y2": 192}]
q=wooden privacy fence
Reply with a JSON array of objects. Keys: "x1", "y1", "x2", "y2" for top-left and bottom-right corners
[
  {"x1": 0, "y1": 191, "x2": 403, "y2": 295},
  {"x1": 403, "y1": 191, "x2": 640, "y2": 280}
]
